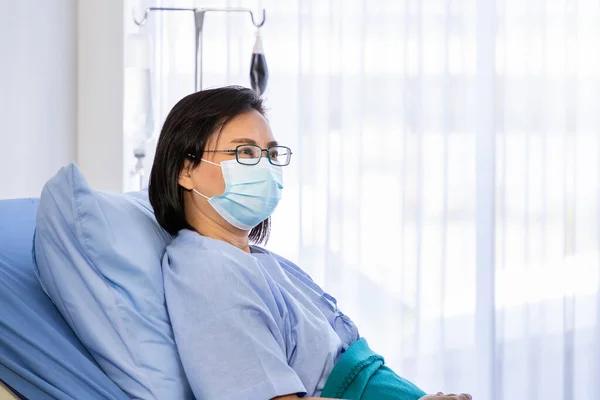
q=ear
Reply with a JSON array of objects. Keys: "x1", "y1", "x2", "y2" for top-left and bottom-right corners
[{"x1": 178, "y1": 159, "x2": 195, "y2": 190}]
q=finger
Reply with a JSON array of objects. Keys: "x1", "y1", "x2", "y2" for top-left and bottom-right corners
[
  {"x1": 436, "y1": 393, "x2": 444, "y2": 396},
  {"x1": 457, "y1": 395, "x2": 472, "y2": 400}
]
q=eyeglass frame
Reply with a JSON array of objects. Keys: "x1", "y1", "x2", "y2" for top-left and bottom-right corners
[{"x1": 187, "y1": 144, "x2": 293, "y2": 166}]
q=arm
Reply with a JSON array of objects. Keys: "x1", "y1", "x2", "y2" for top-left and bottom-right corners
[{"x1": 164, "y1": 248, "x2": 307, "y2": 399}]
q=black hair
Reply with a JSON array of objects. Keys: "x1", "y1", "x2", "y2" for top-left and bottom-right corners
[{"x1": 148, "y1": 85, "x2": 270, "y2": 244}]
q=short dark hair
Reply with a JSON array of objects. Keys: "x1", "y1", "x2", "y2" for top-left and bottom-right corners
[{"x1": 148, "y1": 86, "x2": 270, "y2": 244}]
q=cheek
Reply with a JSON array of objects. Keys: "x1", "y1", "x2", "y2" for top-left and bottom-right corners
[{"x1": 195, "y1": 164, "x2": 226, "y2": 196}]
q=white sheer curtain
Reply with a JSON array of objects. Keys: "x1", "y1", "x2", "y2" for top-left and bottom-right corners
[{"x1": 128, "y1": 0, "x2": 600, "y2": 398}]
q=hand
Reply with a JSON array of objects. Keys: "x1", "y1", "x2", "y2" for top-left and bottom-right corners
[{"x1": 420, "y1": 393, "x2": 472, "y2": 400}]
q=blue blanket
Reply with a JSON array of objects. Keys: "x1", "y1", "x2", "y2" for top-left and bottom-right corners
[
  {"x1": 0, "y1": 198, "x2": 128, "y2": 400},
  {"x1": 322, "y1": 338, "x2": 426, "y2": 400}
]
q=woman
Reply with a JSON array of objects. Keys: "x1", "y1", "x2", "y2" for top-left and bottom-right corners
[{"x1": 149, "y1": 86, "x2": 470, "y2": 400}]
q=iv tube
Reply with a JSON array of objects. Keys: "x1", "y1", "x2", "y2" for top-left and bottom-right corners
[{"x1": 125, "y1": 33, "x2": 154, "y2": 190}]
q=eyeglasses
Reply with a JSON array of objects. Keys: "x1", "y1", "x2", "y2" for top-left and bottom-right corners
[{"x1": 188, "y1": 144, "x2": 293, "y2": 166}]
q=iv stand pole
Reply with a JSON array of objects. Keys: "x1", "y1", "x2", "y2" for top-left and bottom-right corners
[{"x1": 134, "y1": 7, "x2": 266, "y2": 92}]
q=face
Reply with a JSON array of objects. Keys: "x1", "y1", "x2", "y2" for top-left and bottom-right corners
[{"x1": 178, "y1": 110, "x2": 277, "y2": 232}]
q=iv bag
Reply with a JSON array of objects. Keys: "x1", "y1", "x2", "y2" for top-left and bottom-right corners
[{"x1": 250, "y1": 29, "x2": 268, "y2": 96}]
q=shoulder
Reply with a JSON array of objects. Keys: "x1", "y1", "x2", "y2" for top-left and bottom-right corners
[
  {"x1": 167, "y1": 230, "x2": 241, "y2": 261},
  {"x1": 164, "y1": 230, "x2": 267, "y2": 283},
  {"x1": 253, "y1": 247, "x2": 314, "y2": 282},
  {"x1": 162, "y1": 231, "x2": 289, "y2": 319},
  {"x1": 167, "y1": 229, "x2": 224, "y2": 253}
]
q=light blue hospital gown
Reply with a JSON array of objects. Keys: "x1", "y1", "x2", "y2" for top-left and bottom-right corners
[{"x1": 163, "y1": 230, "x2": 359, "y2": 400}]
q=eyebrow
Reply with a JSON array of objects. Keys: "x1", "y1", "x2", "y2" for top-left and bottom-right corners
[{"x1": 230, "y1": 138, "x2": 279, "y2": 147}]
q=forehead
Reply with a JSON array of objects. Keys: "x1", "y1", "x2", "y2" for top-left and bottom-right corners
[{"x1": 213, "y1": 110, "x2": 274, "y2": 146}]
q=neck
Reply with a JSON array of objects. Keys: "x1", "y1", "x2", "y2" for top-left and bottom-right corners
[
  {"x1": 198, "y1": 222, "x2": 251, "y2": 253},
  {"x1": 187, "y1": 203, "x2": 250, "y2": 253}
]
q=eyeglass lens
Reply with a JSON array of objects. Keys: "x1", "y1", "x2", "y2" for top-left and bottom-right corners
[{"x1": 236, "y1": 145, "x2": 291, "y2": 166}]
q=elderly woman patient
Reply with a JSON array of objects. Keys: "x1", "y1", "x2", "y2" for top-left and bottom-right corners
[{"x1": 148, "y1": 86, "x2": 471, "y2": 400}]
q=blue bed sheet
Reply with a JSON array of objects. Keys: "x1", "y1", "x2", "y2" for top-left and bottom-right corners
[{"x1": 0, "y1": 198, "x2": 128, "y2": 400}]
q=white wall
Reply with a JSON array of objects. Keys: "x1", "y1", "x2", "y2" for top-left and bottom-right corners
[
  {"x1": 77, "y1": 0, "x2": 125, "y2": 192},
  {"x1": 0, "y1": 0, "x2": 77, "y2": 199}
]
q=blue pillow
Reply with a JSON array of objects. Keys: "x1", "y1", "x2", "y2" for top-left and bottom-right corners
[{"x1": 33, "y1": 163, "x2": 193, "y2": 399}]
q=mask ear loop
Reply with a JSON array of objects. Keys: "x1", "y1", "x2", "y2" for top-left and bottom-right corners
[
  {"x1": 192, "y1": 188, "x2": 210, "y2": 199},
  {"x1": 200, "y1": 159, "x2": 221, "y2": 167},
  {"x1": 186, "y1": 154, "x2": 222, "y2": 199}
]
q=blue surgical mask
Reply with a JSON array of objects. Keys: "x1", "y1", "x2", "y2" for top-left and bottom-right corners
[{"x1": 193, "y1": 158, "x2": 284, "y2": 230}]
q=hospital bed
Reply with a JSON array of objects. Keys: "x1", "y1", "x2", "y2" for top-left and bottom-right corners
[
  {"x1": 0, "y1": 198, "x2": 128, "y2": 399},
  {"x1": 0, "y1": 381, "x2": 18, "y2": 400}
]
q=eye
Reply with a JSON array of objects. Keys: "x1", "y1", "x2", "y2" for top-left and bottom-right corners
[{"x1": 237, "y1": 145, "x2": 260, "y2": 159}]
